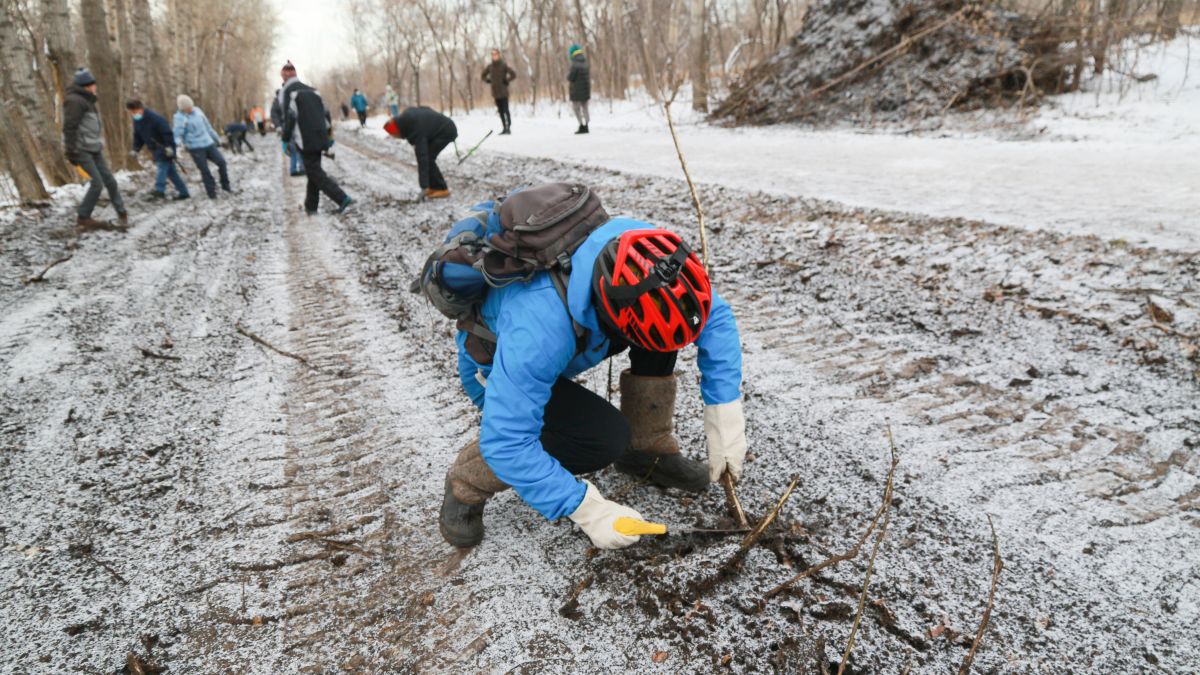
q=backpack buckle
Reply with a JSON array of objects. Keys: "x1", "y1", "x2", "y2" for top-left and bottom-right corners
[{"x1": 556, "y1": 251, "x2": 572, "y2": 272}]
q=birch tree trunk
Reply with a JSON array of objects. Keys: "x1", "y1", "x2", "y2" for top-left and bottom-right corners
[
  {"x1": 41, "y1": 0, "x2": 75, "y2": 108},
  {"x1": 0, "y1": 94, "x2": 50, "y2": 202},
  {"x1": 689, "y1": 0, "x2": 708, "y2": 112},
  {"x1": 1, "y1": 5, "x2": 74, "y2": 185},
  {"x1": 80, "y1": 0, "x2": 136, "y2": 170}
]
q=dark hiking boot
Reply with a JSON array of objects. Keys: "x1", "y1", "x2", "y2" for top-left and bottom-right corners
[
  {"x1": 574, "y1": 124, "x2": 585, "y2": 134},
  {"x1": 173, "y1": 193, "x2": 190, "y2": 200},
  {"x1": 439, "y1": 439, "x2": 510, "y2": 547},
  {"x1": 76, "y1": 215, "x2": 107, "y2": 230},
  {"x1": 337, "y1": 196, "x2": 353, "y2": 214},
  {"x1": 581, "y1": 124, "x2": 589, "y2": 134},
  {"x1": 116, "y1": 212, "x2": 129, "y2": 229},
  {"x1": 146, "y1": 191, "x2": 166, "y2": 200},
  {"x1": 500, "y1": 127, "x2": 511, "y2": 135},
  {"x1": 613, "y1": 370, "x2": 710, "y2": 493}
]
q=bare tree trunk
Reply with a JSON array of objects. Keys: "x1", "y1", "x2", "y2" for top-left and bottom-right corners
[
  {"x1": 41, "y1": 0, "x2": 75, "y2": 110},
  {"x1": 0, "y1": 98, "x2": 50, "y2": 203},
  {"x1": 129, "y1": 0, "x2": 160, "y2": 104},
  {"x1": 689, "y1": 0, "x2": 709, "y2": 112},
  {"x1": 2, "y1": 5, "x2": 74, "y2": 185},
  {"x1": 81, "y1": 0, "x2": 136, "y2": 170}
]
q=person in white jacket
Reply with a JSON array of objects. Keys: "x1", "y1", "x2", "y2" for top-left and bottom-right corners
[{"x1": 173, "y1": 94, "x2": 231, "y2": 198}]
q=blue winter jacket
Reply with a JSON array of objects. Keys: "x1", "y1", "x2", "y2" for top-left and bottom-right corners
[
  {"x1": 454, "y1": 213, "x2": 743, "y2": 521},
  {"x1": 172, "y1": 107, "x2": 221, "y2": 150},
  {"x1": 131, "y1": 108, "x2": 176, "y2": 162},
  {"x1": 350, "y1": 92, "x2": 368, "y2": 113}
]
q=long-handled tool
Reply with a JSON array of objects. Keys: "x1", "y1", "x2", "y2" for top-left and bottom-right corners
[
  {"x1": 614, "y1": 517, "x2": 751, "y2": 537},
  {"x1": 455, "y1": 130, "x2": 494, "y2": 166}
]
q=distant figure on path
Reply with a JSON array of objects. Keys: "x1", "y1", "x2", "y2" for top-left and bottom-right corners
[
  {"x1": 224, "y1": 121, "x2": 254, "y2": 154},
  {"x1": 126, "y1": 99, "x2": 188, "y2": 200},
  {"x1": 351, "y1": 88, "x2": 369, "y2": 126},
  {"x1": 386, "y1": 84, "x2": 400, "y2": 118},
  {"x1": 63, "y1": 67, "x2": 128, "y2": 229},
  {"x1": 173, "y1": 94, "x2": 232, "y2": 199},
  {"x1": 482, "y1": 48, "x2": 517, "y2": 134},
  {"x1": 279, "y1": 61, "x2": 352, "y2": 215},
  {"x1": 383, "y1": 106, "x2": 457, "y2": 200},
  {"x1": 567, "y1": 44, "x2": 591, "y2": 134},
  {"x1": 249, "y1": 105, "x2": 266, "y2": 135}
]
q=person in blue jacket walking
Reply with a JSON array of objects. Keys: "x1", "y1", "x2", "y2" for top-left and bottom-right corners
[
  {"x1": 173, "y1": 94, "x2": 232, "y2": 198},
  {"x1": 125, "y1": 99, "x2": 189, "y2": 200},
  {"x1": 440, "y1": 212, "x2": 747, "y2": 550},
  {"x1": 350, "y1": 88, "x2": 368, "y2": 127}
]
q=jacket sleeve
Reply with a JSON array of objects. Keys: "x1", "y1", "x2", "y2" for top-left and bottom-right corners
[
  {"x1": 131, "y1": 122, "x2": 144, "y2": 153},
  {"x1": 281, "y1": 94, "x2": 297, "y2": 144},
  {"x1": 506, "y1": 65, "x2": 517, "y2": 83},
  {"x1": 160, "y1": 117, "x2": 177, "y2": 149},
  {"x1": 456, "y1": 334, "x2": 487, "y2": 409},
  {"x1": 62, "y1": 97, "x2": 84, "y2": 154},
  {"x1": 567, "y1": 63, "x2": 577, "y2": 83},
  {"x1": 172, "y1": 114, "x2": 186, "y2": 148},
  {"x1": 479, "y1": 288, "x2": 587, "y2": 520},
  {"x1": 694, "y1": 291, "x2": 743, "y2": 405},
  {"x1": 481, "y1": 66, "x2": 491, "y2": 83}
]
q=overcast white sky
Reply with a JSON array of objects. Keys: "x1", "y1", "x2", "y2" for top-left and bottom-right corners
[{"x1": 267, "y1": 0, "x2": 356, "y2": 85}]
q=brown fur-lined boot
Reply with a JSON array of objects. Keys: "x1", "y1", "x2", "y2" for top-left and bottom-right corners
[
  {"x1": 614, "y1": 370, "x2": 709, "y2": 492},
  {"x1": 439, "y1": 439, "x2": 510, "y2": 548}
]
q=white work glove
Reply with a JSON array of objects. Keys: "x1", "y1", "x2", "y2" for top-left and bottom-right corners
[
  {"x1": 567, "y1": 479, "x2": 644, "y2": 549},
  {"x1": 705, "y1": 400, "x2": 748, "y2": 483}
]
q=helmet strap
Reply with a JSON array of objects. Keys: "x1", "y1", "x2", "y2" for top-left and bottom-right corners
[{"x1": 605, "y1": 242, "x2": 692, "y2": 308}]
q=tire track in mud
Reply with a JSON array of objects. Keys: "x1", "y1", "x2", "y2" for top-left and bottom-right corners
[{"x1": 245, "y1": 167, "x2": 489, "y2": 672}]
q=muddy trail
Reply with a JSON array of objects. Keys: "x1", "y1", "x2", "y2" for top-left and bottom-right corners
[{"x1": 1, "y1": 134, "x2": 1196, "y2": 673}]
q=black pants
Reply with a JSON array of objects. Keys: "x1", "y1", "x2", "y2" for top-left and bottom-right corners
[
  {"x1": 357, "y1": 110, "x2": 367, "y2": 126},
  {"x1": 495, "y1": 97, "x2": 511, "y2": 129},
  {"x1": 300, "y1": 152, "x2": 348, "y2": 213},
  {"x1": 423, "y1": 127, "x2": 457, "y2": 191},
  {"x1": 540, "y1": 347, "x2": 677, "y2": 473},
  {"x1": 230, "y1": 131, "x2": 253, "y2": 154}
]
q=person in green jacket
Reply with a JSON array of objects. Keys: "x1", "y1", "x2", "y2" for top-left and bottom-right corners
[{"x1": 567, "y1": 44, "x2": 591, "y2": 134}]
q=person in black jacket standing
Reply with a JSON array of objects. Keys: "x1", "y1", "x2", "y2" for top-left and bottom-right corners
[
  {"x1": 482, "y1": 49, "x2": 516, "y2": 134},
  {"x1": 279, "y1": 62, "x2": 351, "y2": 214},
  {"x1": 383, "y1": 106, "x2": 458, "y2": 199},
  {"x1": 567, "y1": 44, "x2": 591, "y2": 134},
  {"x1": 63, "y1": 68, "x2": 128, "y2": 228},
  {"x1": 126, "y1": 99, "x2": 189, "y2": 200}
]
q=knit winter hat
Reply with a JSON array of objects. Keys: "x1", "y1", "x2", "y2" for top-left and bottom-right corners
[
  {"x1": 568, "y1": 44, "x2": 583, "y2": 58},
  {"x1": 281, "y1": 61, "x2": 296, "y2": 78},
  {"x1": 177, "y1": 94, "x2": 194, "y2": 110},
  {"x1": 74, "y1": 67, "x2": 96, "y2": 86}
]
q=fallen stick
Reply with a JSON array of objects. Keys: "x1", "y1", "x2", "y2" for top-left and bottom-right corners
[
  {"x1": 721, "y1": 471, "x2": 751, "y2": 529},
  {"x1": 235, "y1": 323, "x2": 313, "y2": 367},
  {"x1": 959, "y1": 515, "x2": 1003, "y2": 674},
  {"x1": 137, "y1": 346, "x2": 181, "y2": 361},
  {"x1": 838, "y1": 426, "x2": 899, "y2": 674},
  {"x1": 762, "y1": 428, "x2": 901, "y2": 602},
  {"x1": 22, "y1": 254, "x2": 73, "y2": 285},
  {"x1": 739, "y1": 473, "x2": 800, "y2": 553}
]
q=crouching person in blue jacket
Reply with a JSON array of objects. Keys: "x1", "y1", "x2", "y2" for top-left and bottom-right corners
[{"x1": 440, "y1": 220, "x2": 747, "y2": 550}]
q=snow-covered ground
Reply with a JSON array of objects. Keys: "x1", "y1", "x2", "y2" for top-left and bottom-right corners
[{"x1": 354, "y1": 37, "x2": 1199, "y2": 252}]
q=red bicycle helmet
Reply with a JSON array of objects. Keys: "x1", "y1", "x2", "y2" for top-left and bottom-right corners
[
  {"x1": 592, "y1": 229, "x2": 712, "y2": 352},
  {"x1": 383, "y1": 117, "x2": 401, "y2": 137}
]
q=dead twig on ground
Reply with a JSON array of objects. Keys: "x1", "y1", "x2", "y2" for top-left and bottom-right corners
[
  {"x1": 763, "y1": 426, "x2": 901, "y2": 603},
  {"x1": 959, "y1": 515, "x2": 1004, "y2": 675},
  {"x1": 722, "y1": 471, "x2": 751, "y2": 529},
  {"x1": 740, "y1": 474, "x2": 801, "y2": 553},
  {"x1": 838, "y1": 427, "x2": 900, "y2": 674},
  {"x1": 136, "y1": 346, "x2": 181, "y2": 361},
  {"x1": 22, "y1": 255, "x2": 73, "y2": 284},
  {"x1": 235, "y1": 323, "x2": 314, "y2": 368}
]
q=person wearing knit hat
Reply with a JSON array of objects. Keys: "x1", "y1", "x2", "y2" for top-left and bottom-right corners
[
  {"x1": 278, "y1": 63, "x2": 352, "y2": 214},
  {"x1": 173, "y1": 93, "x2": 233, "y2": 198},
  {"x1": 62, "y1": 66, "x2": 129, "y2": 229},
  {"x1": 566, "y1": 44, "x2": 591, "y2": 134}
]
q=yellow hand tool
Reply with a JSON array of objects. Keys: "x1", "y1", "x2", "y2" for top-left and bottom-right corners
[{"x1": 613, "y1": 517, "x2": 751, "y2": 537}]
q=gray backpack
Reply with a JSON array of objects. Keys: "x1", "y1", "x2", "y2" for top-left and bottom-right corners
[{"x1": 411, "y1": 182, "x2": 609, "y2": 363}]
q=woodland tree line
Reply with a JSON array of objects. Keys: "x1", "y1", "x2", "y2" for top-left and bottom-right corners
[
  {"x1": 0, "y1": 0, "x2": 275, "y2": 205},
  {"x1": 1, "y1": 0, "x2": 1195, "y2": 207}
]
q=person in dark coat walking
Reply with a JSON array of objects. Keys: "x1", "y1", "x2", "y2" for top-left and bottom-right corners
[
  {"x1": 350, "y1": 89, "x2": 368, "y2": 127},
  {"x1": 279, "y1": 61, "x2": 351, "y2": 215},
  {"x1": 63, "y1": 68, "x2": 128, "y2": 228},
  {"x1": 126, "y1": 99, "x2": 189, "y2": 200},
  {"x1": 383, "y1": 106, "x2": 458, "y2": 199},
  {"x1": 224, "y1": 121, "x2": 254, "y2": 154},
  {"x1": 482, "y1": 49, "x2": 517, "y2": 134},
  {"x1": 567, "y1": 44, "x2": 591, "y2": 134}
]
